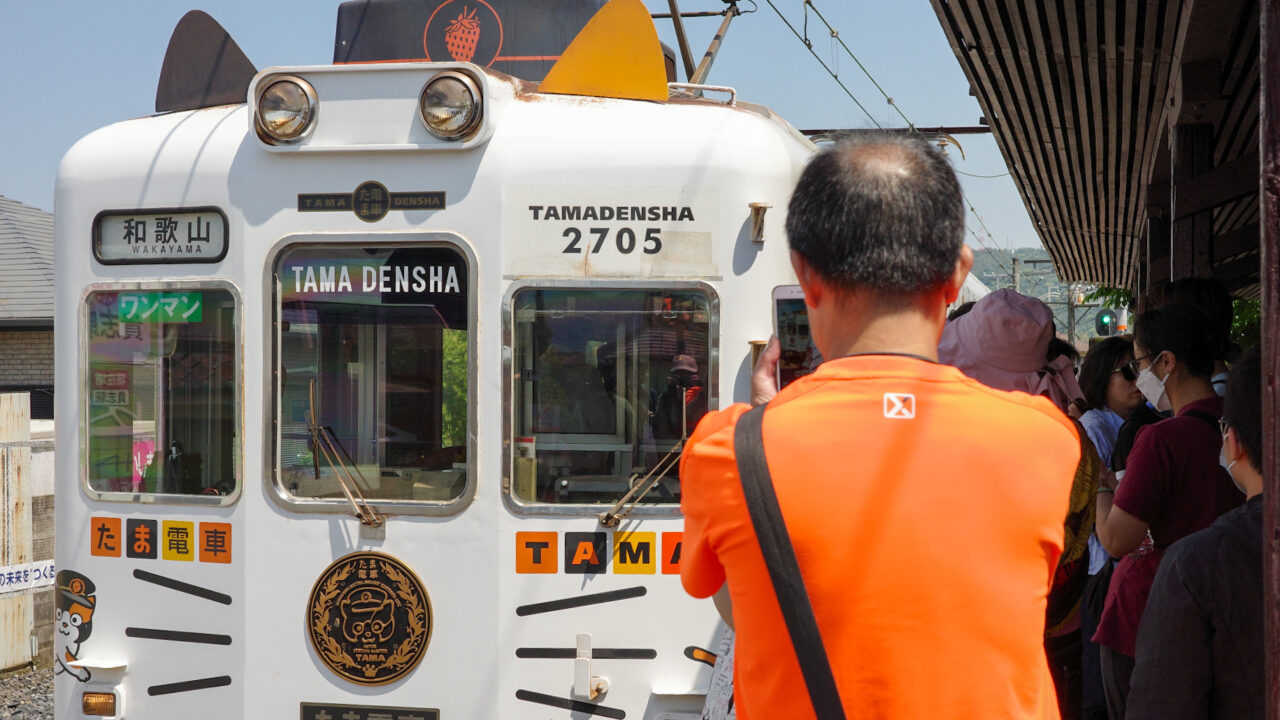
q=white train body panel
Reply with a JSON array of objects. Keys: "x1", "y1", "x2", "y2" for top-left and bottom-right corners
[{"x1": 55, "y1": 63, "x2": 812, "y2": 719}]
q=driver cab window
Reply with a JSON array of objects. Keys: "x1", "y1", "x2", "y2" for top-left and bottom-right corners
[
  {"x1": 276, "y1": 245, "x2": 470, "y2": 504},
  {"x1": 511, "y1": 288, "x2": 712, "y2": 504},
  {"x1": 85, "y1": 287, "x2": 239, "y2": 498}
]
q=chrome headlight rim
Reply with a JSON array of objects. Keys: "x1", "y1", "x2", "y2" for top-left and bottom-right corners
[
  {"x1": 418, "y1": 70, "x2": 483, "y2": 141},
  {"x1": 255, "y1": 75, "x2": 319, "y2": 145}
]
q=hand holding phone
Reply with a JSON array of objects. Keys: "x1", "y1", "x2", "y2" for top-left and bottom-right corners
[{"x1": 772, "y1": 285, "x2": 818, "y2": 390}]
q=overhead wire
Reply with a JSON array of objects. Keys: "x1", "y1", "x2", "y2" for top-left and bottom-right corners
[
  {"x1": 802, "y1": 0, "x2": 913, "y2": 129},
  {"x1": 762, "y1": 0, "x2": 1019, "y2": 277},
  {"x1": 764, "y1": 0, "x2": 881, "y2": 127},
  {"x1": 955, "y1": 169, "x2": 1012, "y2": 179},
  {"x1": 962, "y1": 190, "x2": 1012, "y2": 277}
]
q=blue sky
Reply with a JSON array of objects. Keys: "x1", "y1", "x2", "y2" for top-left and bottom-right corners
[{"x1": 0, "y1": 0, "x2": 1038, "y2": 252}]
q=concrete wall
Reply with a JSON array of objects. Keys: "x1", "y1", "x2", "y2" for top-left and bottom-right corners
[
  {"x1": 31, "y1": 494, "x2": 53, "y2": 665},
  {"x1": 0, "y1": 403, "x2": 54, "y2": 671},
  {"x1": 0, "y1": 394, "x2": 32, "y2": 670},
  {"x1": 31, "y1": 421, "x2": 54, "y2": 666}
]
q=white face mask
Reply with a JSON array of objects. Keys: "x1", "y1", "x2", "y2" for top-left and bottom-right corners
[
  {"x1": 1135, "y1": 356, "x2": 1172, "y2": 412},
  {"x1": 1220, "y1": 442, "x2": 1245, "y2": 494}
]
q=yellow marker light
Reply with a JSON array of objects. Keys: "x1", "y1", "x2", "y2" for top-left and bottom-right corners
[
  {"x1": 255, "y1": 76, "x2": 318, "y2": 144},
  {"x1": 82, "y1": 691, "x2": 117, "y2": 716}
]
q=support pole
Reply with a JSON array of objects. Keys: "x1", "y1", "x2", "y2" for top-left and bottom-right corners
[
  {"x1": 1066, "y1": 284, "x2": 1077, "y2": 345},
  {"x1": 666, "y1": 0, "x2": 697, "y2": 82},
  {"x1": 1261, "y1": 1, "x2": 1280, "y2": 717},
  {"x1": 690, "y1": 4, "x2": 738, "y2": 85},
  {"x1": 1171, "y1": 122, "x2": 1216, "y2": 279}
]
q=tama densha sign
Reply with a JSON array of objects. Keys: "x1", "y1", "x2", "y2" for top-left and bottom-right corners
[{"x1": 93, "y1": 208, "x2": 228, "y2": 264}]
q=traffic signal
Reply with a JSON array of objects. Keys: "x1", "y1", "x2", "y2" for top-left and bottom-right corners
[{"x1": 1095, "y1": 308, "x2": 1117, "y2": 336}]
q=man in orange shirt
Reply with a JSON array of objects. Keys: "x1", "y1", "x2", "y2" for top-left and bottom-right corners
[{"x1": 680, "y1": 134, "x2": 1080, "y2": 720}]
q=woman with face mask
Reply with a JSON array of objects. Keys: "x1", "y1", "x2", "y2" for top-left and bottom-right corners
[
  {"x1": 1091, "y1": 304, "x2": 1243, "y2": 719},
  {"x1": 1074, "y1": 336, "x2": 1145, "y2": 720}
]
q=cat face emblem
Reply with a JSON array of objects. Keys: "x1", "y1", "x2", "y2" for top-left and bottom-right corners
[
  {"x1": 308, "y1": 552, "x2": 432, "y2": 685},
  {"x1": 339, "y1": 585, "x2": 395, "y2": 643}
]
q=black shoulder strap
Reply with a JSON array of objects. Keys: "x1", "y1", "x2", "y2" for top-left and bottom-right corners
[{"x1": 733, "y1": 404, "x2": 847, "y2": 720}]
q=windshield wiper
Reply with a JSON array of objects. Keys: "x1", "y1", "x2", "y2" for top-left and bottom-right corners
[
  {"x1": 598, "y1": 441, "x2": 684, "y2": 528},
  {"x1": 599, "y1": 390, "x2": 695, "y2": 528},
  {"x1": 309, "y1": 380, "x2": 384, "y2": 527}
]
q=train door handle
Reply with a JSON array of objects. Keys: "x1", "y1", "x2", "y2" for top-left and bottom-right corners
[{"x1": 573, "y1": 632, "x2": 610, "y2": 700}]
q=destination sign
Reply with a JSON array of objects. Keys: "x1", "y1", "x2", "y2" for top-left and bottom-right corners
[{"x1": 94, "y1": 208, "x2": 227, "y2": 264}]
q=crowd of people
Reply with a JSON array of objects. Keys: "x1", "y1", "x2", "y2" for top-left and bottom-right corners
[{"x1": 677, "y1": 134, "x2": 1264, "y2": 720}]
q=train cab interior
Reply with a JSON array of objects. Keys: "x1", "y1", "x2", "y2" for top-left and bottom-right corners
[{"x1": 511, "y1": 288, "x2": 712, "y2": 505}]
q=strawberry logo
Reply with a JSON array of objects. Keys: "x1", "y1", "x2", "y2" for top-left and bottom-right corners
[
  {"x1": 444, "y1": 7, "x2": 481, "y2": 62},
  {"x1": 423, "y1": 0, "x2": 503, "y2": 67}
]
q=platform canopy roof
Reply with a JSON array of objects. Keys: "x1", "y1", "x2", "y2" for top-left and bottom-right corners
[{"x1": 931, "y1": 0, "x2": 1260, "y2": 295}]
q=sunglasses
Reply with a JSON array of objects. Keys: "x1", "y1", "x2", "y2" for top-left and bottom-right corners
[{"x1": 1112, "y1": 364, "x2": 1138, "y2": 382}]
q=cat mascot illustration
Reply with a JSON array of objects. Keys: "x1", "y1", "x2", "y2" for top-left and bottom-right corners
[{"x1": 54, "y1": 570, "x2": 96, "y2": 682}]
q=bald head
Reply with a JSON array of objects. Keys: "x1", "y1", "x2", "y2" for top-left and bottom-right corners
[
  {"x1": 786, "y1": 133, "x2": 965, "y2": 296},
  {"x1": 841, "y1": 142, "x2": 923, "y2": 179}
]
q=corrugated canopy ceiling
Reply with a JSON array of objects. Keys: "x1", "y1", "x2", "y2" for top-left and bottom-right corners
[{"x1": 930, "y1": 0, "x2": 1259, "y2": 290}]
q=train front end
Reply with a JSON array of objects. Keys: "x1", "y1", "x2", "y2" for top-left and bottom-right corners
[{"x1": 53, "y1": 2, "x2": 812, "y2": 718}]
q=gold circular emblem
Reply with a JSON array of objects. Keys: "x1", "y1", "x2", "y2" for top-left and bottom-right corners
[{"x1": 307, "y1": 552, "x2": 432, "y2": 685}]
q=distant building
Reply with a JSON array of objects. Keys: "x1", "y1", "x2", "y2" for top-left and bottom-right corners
[{"x1": 0, "y1": 196, "x2": 53, "y2": 419}]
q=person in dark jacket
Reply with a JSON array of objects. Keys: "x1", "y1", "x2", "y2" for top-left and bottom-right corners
[{"x1": 1126, "y1": 344, "x2": 1263, "y2": 720}]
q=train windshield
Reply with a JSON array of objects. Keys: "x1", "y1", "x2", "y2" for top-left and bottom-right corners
[
  {"x1": 276, "y1": 244, "x2": 470, "y2": 504},
  {"x1": 511, "y1": 288, "x2": 712, "y2": 505},
  {"x1": 85, "y1": 287, "x2": 239, "y2": 497}
]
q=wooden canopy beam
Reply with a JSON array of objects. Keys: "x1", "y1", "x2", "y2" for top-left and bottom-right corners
[
  {"x1": 1175, "y1": 152, "x2": 1263, "y2": 219},
  {"x1": 1171, "y1": 122, "x2": 1216, "y2": 279},
  {"x1": 1213, "y1": 221, "x2": 1262, "y2": 260}
]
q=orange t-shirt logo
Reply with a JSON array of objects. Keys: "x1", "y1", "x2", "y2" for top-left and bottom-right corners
[{"x1": 883, "y1": 393, "x2": 916, "y2": 419}]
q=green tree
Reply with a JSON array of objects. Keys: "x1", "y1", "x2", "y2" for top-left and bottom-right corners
[
  {"x1": 1230, "y1": 298, "x2": 1261, "y2": 354},
  {"x1": 440, "y1": 329, "x2": 468, "y2": 447}
]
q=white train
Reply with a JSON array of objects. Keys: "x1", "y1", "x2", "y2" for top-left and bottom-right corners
[{"x1": 54, "y1": 1, "x2": 811, "y2": 718}]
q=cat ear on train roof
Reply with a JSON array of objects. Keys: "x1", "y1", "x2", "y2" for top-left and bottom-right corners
[
  {"x1": 538, "y1": 0, "x2": 668, "y2": 102},
  {"x1": 156, "y1": 11, "x2": 257, "y2": 113}
]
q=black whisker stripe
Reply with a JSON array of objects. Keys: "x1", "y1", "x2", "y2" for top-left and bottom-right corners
[
  {"x1": 515, "y1": 690, "x2": 625, "y2": 719},
  {"x1": 133, "y1": 569, "x2": 232, "y2": 605},
  {"x1": 515, "y1": 586, "x2": 646, "y2": 616},
  {"x1": 516, "y1": 647, "x2": 656, "y2": 659},
  {"x1": 147, "y1": 676, "x2": 232, "y2": 696},
  {"x1": 126, "y1": 627, "x2": 232, "y2": 645}
]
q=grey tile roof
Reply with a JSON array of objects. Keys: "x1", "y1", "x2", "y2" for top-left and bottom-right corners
[{"x1": 0, "y1": 196, "x2": 54, "y2": 322}]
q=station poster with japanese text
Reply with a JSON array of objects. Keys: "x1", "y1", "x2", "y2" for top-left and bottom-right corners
[{"x1": 0, "y1": 560, "x2": 56, "y2": 595}]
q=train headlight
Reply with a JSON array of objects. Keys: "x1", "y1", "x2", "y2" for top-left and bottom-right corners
[
  {"x1": 255, "y1": 76, "x2": 317, "y2": 144},
  {"x1": 419, "y1": 71, "x2": 482, "y2": 140}
]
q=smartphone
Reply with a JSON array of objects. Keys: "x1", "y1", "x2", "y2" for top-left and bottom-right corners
[{"x1": 772, "y1": 285, "x2": 820, "y2": 389}]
